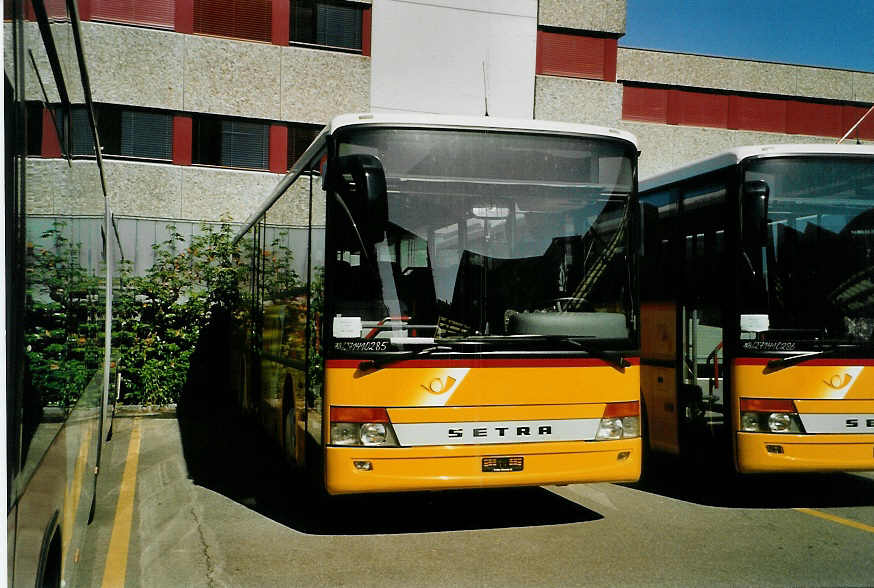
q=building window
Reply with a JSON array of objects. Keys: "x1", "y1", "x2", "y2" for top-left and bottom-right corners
[
  {"x1": 193, "y1": 0, "x2": 272, "y2": 43},
  {"x1": 193, "y1": 116, "x2": 270, "y2": 170},
  {"x1": 291, "y1": 0, "x2": 363, "y2": 51},
  {"x1": 287, "y1": 123, "x2": 321, "y2": 169},
  {"x1": 67, "y1": 104, "x2": 173, "y2": 160},
  {"x1": 26, "y1": 102, "x2": 47, "y2": 156}
]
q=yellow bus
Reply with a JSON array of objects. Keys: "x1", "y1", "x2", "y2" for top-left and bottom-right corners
[
  {"x1": 234, "y1": 112, "x2": 643, "y2": 494},
  {"x1": 639, "y1": 144, "x2": 874, "y2": 473},
  {"x1": 7, "y1": 1, "x2": 119, "y2": 584}
]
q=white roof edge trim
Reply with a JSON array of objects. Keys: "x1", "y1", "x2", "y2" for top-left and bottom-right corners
[
  {"x1": 235, "y1": 113, "x2": 641, "y2": 244},
  {"x1": 640, "y1": 144, "x2": 874, "y2": 192},
  {"x1": 327, "y1": 112, "x2": 639, "y2": 148}
]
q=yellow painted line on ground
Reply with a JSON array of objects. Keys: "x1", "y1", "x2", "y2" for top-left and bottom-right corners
[
  {"x1": 795, "y1": 508, "x2": 874, "y2": 534},
  {"x1": 62, "y1": 425, "x2": 93, "y2": 578},
  {"x1": 102, "y1": 419, "x2": 142, "y2": 588}
]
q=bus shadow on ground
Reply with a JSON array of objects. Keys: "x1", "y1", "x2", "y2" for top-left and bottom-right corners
[
  {"x1": 626, "y1": 453, "x2": 874, "y2": 509},
  {"x1": 176, "y1": 408, "x2": 602, "y2": 535}
]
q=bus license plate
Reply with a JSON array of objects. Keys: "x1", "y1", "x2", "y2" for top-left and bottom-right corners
[{"x1": 482, "y1": 457, "x2": 523, "y2": 472}]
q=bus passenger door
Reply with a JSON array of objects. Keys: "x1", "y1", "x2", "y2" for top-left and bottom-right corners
[
  {"x1": 679, "y1": 180, "x2": 728, "y2": 443},
  {"x1": 640, "y1": 199, "x2": 681, "y2": 454},
  {"x1": 641, "y1": 302, "x2": 680, "y2": 454}
]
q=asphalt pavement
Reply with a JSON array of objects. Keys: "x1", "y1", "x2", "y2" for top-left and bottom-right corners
[{"x1": 76, "y1": 409, "x2": 874, "y2": 587}]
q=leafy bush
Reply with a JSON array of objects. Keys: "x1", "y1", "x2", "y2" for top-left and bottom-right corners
[
  {"x1": 25, "y1": 219, "x2": 315, "y2": 408},
  {"x1": 25, "y1": 222, "x2": 102, "y2": 409},
  {"x1": 114, "y1": 222, "x2": 247, "y2": 405}
]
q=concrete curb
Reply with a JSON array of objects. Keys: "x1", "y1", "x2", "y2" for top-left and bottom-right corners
[{"x1": 114, "y1": 404, "x2": 178, "y2": 418}]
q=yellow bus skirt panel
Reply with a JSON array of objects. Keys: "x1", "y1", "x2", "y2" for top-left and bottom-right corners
[
  {"x1": 736, "y1": 433, "x2": 874, "y2": 473},
  {"x1": 325, "y1": 438, "x2": 642, "y2": 494}
]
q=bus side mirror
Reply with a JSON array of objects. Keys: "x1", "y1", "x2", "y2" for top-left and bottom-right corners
[
  {"x1": 742, "y1": 180, "x2": 769, "y2": 247},
  {"x1": 334, "y1": 154, "x2": 388, "y2": 244}
]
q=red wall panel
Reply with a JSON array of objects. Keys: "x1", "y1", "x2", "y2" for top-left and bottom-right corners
[
  {"x1": 41, "y1": 108, "x2": 62, "y2": 158},
  {"x1": 176, "y1": 0, "x2": 194, "y2": 32},
  {"x1": 78, "y1": 0, "x2": 94, "y2": 20},
  {"x1": 271, "y1": 0, "x2": 289, "y2": 45},
  {"x1": 841, "y1": 105, "x2": 874, "y2": 140},
  {"x1": 269, "y1": 124, "x2": 288, "y2": 174},
  {"x1": 622, "y1": 85, "x2": 668, "y2": 123},
  {"x1": 671, "y1": 90, "x2": 729, "y2": 128},
  {"x1": 786, "y1": 100, "x2": 844, "y2": 137},
  {"x1": 194, "y1": 0, "x2": 271, "y2": 42},
  {"x1": 91, "y1": 0, "x2": 175, "y2": 28},
  {"x1": 602, "y1": 38, "x2": 617, "y2": 83},
  {"x1": 172, "y1": 115, "x2": 193, "y2": 166},
  {"x1": 362, "y1": 6, "x2": 372, "y2": 57},
  {"x1": 622, "y1": 84, "x2": 869, "y2": 140},
  {"x1": 728, "y1": 95, "x2": 787, "y2": 133},
  {"x1": 536, "y1": 30, "x2": 616, "y2": 81}
]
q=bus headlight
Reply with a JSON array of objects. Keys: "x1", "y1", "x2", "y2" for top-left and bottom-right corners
[
  {"x1": 739, "y1": 398, "x2": 805, "y2": 433},
  {"x1": 596, "y1": 418, "x2": 623, "y2": 440},
  {"x1": 741, "y1": 412, "x2": 760, "y2": 432},
  {"x1": 330, "y1": 406, "x2": 400, "y2": 447},
  {"x1": 621, "y1": 416, "x2": 640, "y2": 438},
  {"x1": 595, "y1": 401, "x2": 640, "y2": 440},
  {"x1": 360, "y1": 423, "x2": 387, "y2": 445},
  {"x1": 767, "y1": 412, "x2": 792, "y2": 433},
  {"x1": 331, "y1": 422, "x2": 361, "y2": 445}
]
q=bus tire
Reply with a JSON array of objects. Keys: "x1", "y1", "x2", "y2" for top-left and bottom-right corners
[{"x1": 37, "y1": 523, "x2": 62, "y2": 588}]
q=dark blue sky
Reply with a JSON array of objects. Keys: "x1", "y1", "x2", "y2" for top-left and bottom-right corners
[{"x1": 621, "y1": 0, "x2": 874, "y2": 72}]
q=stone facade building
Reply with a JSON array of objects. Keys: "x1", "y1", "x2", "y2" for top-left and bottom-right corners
[{"x1": 19, "y1": 0, "x2": 874, "y2": 240}]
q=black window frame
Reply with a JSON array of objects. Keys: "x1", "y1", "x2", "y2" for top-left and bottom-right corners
[
  {"x1": 64, "y1": 103, "x2": 174, "y2": 162},
  {"x1": 192, "y1": 113, "x2": 271, "y2": 171}
]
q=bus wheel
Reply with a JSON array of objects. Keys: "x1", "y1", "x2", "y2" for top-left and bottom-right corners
[{"x1": 39, "y1": 529, "x2": 62, "y2": 588}]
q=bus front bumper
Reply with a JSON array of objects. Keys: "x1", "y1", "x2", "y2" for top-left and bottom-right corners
[
  {"x1": 324, "y1": 439, "x2": 641, "y2": 494},
  {"x1": 736, "y1": 432, "x2": 874, "y2": 473}
]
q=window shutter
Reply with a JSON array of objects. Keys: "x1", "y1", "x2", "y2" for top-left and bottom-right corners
[
  {"x1": 120, "y1": 110, "x2": 173, "y2": 159},
  {"x1": 194, "y1": 0, "x2": 271, "y2": 42},
  {"x1": 221, "y1": 120, "x2": 268, "y2": 169},
  {"x1": 91, "y1": 0, "x2": 175, "y2": 28},
  {"x1": 316, "y1": 2, "x2": 361, "y2": 49},
  {"x1": 291, "y1": 0, "x2": 316, "y2": 44},
  {"x1": 233, "y1": 0, "x2": 271, "y2": 42},
  {"x1": 71, "y1": 107, "x2": 94, "y2": 156}
]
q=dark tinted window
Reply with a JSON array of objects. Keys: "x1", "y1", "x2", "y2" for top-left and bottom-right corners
[
  {"x1": 287, "y1": 123, "x2": 321, "y2": 170},
  {"x1": 193, "y1": 115, "x2": 269, "y2": 169},
  {"x1": 291, "y1": 0, "x2": 363, "y2": 51},
  {"x1": 67, "y1": 104, "x2": 172, "y2": 160}
]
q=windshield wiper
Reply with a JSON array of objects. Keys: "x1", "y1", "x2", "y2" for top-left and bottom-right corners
[
  {"x1": 358, "y1": 345, "x2": 453, "y2": 371},
  {"x1": 763, "y1": 343, "x2": 870, "y2": 375},
  {"x1": 554, "y1": 336, "x2": 631, "y2": 371}
]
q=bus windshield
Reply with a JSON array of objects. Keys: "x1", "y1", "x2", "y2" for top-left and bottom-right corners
[
  {"x1": 328, "y1": 126, "x2": 637, "y2": 351},
  {"x1": 741, "y1": 156, "x2": 874, "y2": 345}
]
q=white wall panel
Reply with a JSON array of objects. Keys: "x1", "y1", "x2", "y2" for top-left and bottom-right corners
[{"x1": 370, "y1": 0, "x2": 536, "y2": 118}]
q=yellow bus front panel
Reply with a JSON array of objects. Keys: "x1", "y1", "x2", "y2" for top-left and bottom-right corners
[
  {"x1": 733, "y1": 360, "x2": 874, "y2": 473},
  {"x1": 323, "y1": 359, "x2": 641, "y2": 493}
]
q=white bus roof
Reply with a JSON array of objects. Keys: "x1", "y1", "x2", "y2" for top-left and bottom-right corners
[
  {"x1": 640, "y1": 143, "x2": 874, "y2": 192},
  {"x1": 327, "y1": 112, "x2": 639, "y2": 147}
]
